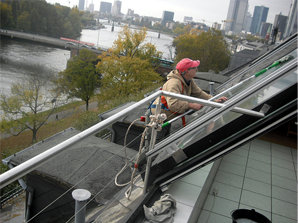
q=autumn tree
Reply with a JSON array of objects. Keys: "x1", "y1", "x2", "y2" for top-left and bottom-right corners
[
  {"x1": 0, "y1": 2, "x2": 14, "y2": 28},
  {"x1": 97, "y1": 25, "x2": 163, "y2": 101},
  {"x1": 173, "y1": 24, "x2": 192, "y2": 36},
  {"x1": 0, "y1": 72, "x2": 65, "y2": 144},
  {"x1": 57, "y1": 49, "x2": 101, "y2": 111},
  {"x1": 16, "y1": 11, "x2": 31, "y2": 31},
  {"x1": 173, "y1": 29, "x2": 231, "y2": 73}
]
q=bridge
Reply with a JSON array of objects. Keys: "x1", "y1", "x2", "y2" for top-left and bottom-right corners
[
  {"x1": 0, "y1": 29, "x2": 108, "y2": 55},
  {"x1": 0, "y1": 29, "x2": 174, "y2": 73}
]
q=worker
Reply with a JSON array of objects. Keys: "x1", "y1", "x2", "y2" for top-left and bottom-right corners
[{"x1": 150, "y1": 58, "x2": 228, "y2": 141}]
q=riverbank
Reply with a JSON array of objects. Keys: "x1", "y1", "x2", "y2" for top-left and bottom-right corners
[
  {"x1": 0, "y1": 100, "x2": 98, "y2": 163},
  {"x1": 0, "y1": 83, "x2": 161, "y2": 162}
]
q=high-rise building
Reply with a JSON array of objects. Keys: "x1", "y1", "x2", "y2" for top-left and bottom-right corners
[
  {"x1": 89, "y1": 3, "x2": 94, "y2": 13},
  {"x1": 244, "y1": 12, "x2": 252, "y2": 32},
  {"x1": 184, "y1": 16, "x2": 193, "y2": 23},
  {"x1": 284, "y1": 0, "x2": 297, "y2": 38},
  {"x1": 100, "y1": 2, "x2": 112, "y2": 14},
  {"x1": 225, "y1": 0, "x2": 249, "y2": 34},
  {"x1": 127, "y1": 9, "x2": 134, "y2": 16},
  {"x1": 161, "y1": 11, "x2": 174, "y2": 26},
  {"x1": 78, "y1": 0, "x2": 85, "y2": 11},
  {"x1": 250, "y1": 5, "x2": 269, "y2": 34},
  {"x1": 273, "y1": 14, "x2": 288, "y2": 39},
  {"x1": 212, "y1": 22, "x2": 222, "y2": 30},
  {"x1": 111, "y1": 0, "x2": 122, "y2": 17},
  {"x1": 260, "y1": 22, "x2": 272, "y2": 38}
]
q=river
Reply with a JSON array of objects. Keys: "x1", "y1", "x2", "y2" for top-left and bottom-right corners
[
  {"x1": 0, "y1": 25, "x2": 173, "y2": 94},
  {"x1": 0, "y1": 26, "x2": 173, "y2": 117}
]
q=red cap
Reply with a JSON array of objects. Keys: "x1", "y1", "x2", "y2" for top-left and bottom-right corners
[{"x1": 176, "y1": 58, "x2": 200, "y2": 73}]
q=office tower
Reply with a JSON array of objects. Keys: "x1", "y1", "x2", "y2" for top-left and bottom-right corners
[
  {"x1": 260, "y1": 22, "x2": 272, "y2": 38},
  {"x1": 111, "y1": 0, "x2": 122, "y2": 17},
  {"x1": 225, "y1": 0, "x2": 249, "y2": 34},
  {"x1": 89, "y1": 3, "x2": 94, "y2": 13},
  {"x1": 212, "y1": 22, "x2": 222, "y2": 30},
  {"x1": 284, "y1": 0, "x2": 297, "y2": 37},
  {"x1": 250, "y1": 5, "x2": 269, "y2": 34},
  {"x1": 100, "y1": 2, "x2": 112, "y2": 14},
  {"x1": 78, "y1": 0, "x2": 85, "y2": 11},
  {"x1": 273, "y1": 14, "x2": 288, "y2": 39},
  {"x1": 244, "y1": 12, "x2": 252, "y2": 32},
  {"x1": 184, "y1": 16, "x2": 193, "y2": 23},
  {"x1": 127, "y1": 9, "x2": 134, "y2": 16},
  {"x1": 161, "y1": 11, "x2": 174, "y2": 26}
]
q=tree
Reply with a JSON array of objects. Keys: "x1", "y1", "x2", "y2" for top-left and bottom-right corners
[
  {"x1": 3, "y1": 0, "x2": 82, "y2": 38},
  {"x1": 97, "y1": 26, "x2": 163, "y2": 101},
  {"x1": 0, "y1": 72, "x2": 64, "y2": 144},
  {"x1": 173, "y1": 24, "x2": 192, "y2": 36},
  {"x1": 0, "y1": 2, "x2": 14, "y2": 28},
  {"x1": 173, "y1": 29, "x2": 231, "y2": 73},
  {"x1": 57, "y1": 49, "x2": 101, "y2": 111},
  {"x1": 16, "y1": 11, "x2": 30, "y2": 31},
  {"x1": 68, "y1": 7, "x2": 82, "y2": 37}
]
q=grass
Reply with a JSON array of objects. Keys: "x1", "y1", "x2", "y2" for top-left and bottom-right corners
[{"x1": 0, "y1": 83, "x2": 161, "y2": 172}]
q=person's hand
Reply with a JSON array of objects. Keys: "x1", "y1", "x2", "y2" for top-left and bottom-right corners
[
  {"x1": 214, "y1": 96, "x2": 228, "y2": 103},
  {"x1": 189, "y1": 102, "x2": 204, "y2": 111}
]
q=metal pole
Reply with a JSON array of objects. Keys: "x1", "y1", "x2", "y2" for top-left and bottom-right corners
[
  {"x1": 162, "y1": 91, "x2": 265, "y2": 118},
  {"x1": 143, "y1": 97, "x2": 162, "y2": 195},
  {"x1": 209, "y1": 82, "x2": 214, "y2": 96},
  {"x1": 72, "y1": 189, "x2": 91, "y2": 223}
]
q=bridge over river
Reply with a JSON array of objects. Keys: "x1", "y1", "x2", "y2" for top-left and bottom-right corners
[
  {"x1": 0, "y1": 29, "x2": 107, "y2": 54},
  {"x1": 0, "y1": 29, "x2": 174, "y2": 74}
]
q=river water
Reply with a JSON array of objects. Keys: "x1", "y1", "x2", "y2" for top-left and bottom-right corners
[
  {"x1": 0, "y1": 26, "x2": 173, "y2": 117},
  {"x1": 0, "y1": 25, "x2": 173, "y2": 94}
]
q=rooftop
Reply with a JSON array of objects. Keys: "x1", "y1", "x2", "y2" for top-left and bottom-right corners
[{"x1": 1, "y1": 34, "x2": 297, "y2": 223}]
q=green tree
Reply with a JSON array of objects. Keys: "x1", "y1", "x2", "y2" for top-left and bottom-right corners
[
  {"x1": 68, "y1": 7, "x2": 82, "y2": 37},
  {"x1": 0, "y1": 72, "x2": 64, "y2": 144},
  {"x1": 0, "y1": 2, "x2": 14, "y2": 28},
  {"x1": 81, "y1": 10, "x2": 94, "y2": 27},
  {"x1": 97, "y1": 26, "x2": 163, "y2": 101},
  {"x1": 173, "y1": 24, "x2": 192, "y2": 35},
  {"x1": 16, "y1": 11, "x2": 30, "y2": 31},
  {"x1": 173, "y1": 29, "x2": 231, "y2": 73},
  {"x1": 8, "y1": 0, "x2": 82, "y2": 38},
  {"x1": 57, "y1": 49, "x2": 101, "y2": 111},
  {"x1": 30, "y1": 8, "x2": 41, "y2": 33}
]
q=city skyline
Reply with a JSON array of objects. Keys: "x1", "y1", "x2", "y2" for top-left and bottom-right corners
[{"x1": 46, "y1": 0, "x2": 293, "y2": 26}]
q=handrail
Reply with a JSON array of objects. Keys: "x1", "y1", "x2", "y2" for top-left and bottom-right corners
[
  {"x1": 0, "y1": 87, "x2": 267, "y2": 189},
  {"x1": 162, "y1": 91, "x2": 265, "y2": 118},
  {"x1": 0, "y1": 91, "x2": 161, "y2": 189}
]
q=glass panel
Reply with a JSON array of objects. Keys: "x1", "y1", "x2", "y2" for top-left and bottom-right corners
[
  {"x1": 212, "y1": 50, "x2": 297, "y2": 101},
  {"x1": 178, "y1": 65, "x2": 297, "y2": 150}
]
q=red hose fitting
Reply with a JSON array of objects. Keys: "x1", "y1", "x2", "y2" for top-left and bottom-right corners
[
  {"x1": 134, "y1": 164, "x2": 138, "y2": 169},
  {"x1": 140, "y1": 116, "x2": 146, "y2": 122}
]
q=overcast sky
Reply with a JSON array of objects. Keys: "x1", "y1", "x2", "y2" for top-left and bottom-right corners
[{"x1": 46, "y1": 0, "x2": 293, "y2": 25}]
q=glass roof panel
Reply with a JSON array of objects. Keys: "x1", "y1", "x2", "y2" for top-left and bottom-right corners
[{"x1": 176, "y1": 50, "x2": 297, "y2": 150}]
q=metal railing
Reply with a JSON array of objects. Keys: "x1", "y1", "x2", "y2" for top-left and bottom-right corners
[
  {"x1": 0, "y1": 89, "x2": 265, "y2": 189},
  {"x1": 0, "y1": 185, "x2": 25, "y2": 208}
]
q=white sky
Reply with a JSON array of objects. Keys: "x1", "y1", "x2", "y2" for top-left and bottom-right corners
[{"x1": 46, "y1": 0, "x2": 293, "y2": 25}]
